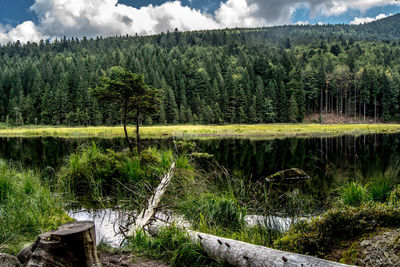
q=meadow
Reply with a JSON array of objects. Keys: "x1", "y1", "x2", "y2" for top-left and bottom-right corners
[{"x1": 0, "y1": 123, "x2": 400, "y2": 139}]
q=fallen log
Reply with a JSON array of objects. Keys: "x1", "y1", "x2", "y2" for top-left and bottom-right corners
[
  {"x1": 266, "y1": 168, "x2": 310, "y2": 182},
  {"x1": 148, "y1": 222, "x2": 354, "y2": 267},
  {"x1": 126, "y1": 161, "x2": 350, "y2": 266},
  {"x1": 128, "y1": 162, "x2": 175, "y2": 236},
  {"x1": 17, "y1": 221, "x2": 101, "y2": 267}
]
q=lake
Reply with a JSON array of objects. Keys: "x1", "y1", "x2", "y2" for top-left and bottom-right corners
[
  {"x1": 0, "y1": 134, "x2": 399, "y2": 206},
  {"x1": 2, "y1": 134, "x2": 399, "y2": 246}
]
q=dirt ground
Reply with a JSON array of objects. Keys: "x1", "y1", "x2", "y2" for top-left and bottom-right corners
[{"x1": 99, "y1": 251, "x2": 168, "y2": 267}]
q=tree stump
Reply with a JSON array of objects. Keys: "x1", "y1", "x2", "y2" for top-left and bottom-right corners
[{"x1": 18, "y1": 221, "x2": 101, "y2": 267}]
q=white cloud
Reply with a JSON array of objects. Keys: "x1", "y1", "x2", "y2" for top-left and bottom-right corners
[
  {"x1": 295, "y1": 20, "x2": 310, "y2": 25},
  {"x1": 0, "y1": 0, "x2": 220, "y2": 44},
  {"x1": 0, "y1": 21, "x2": 45, "y2": 44},
  {"x1": 30, "y1": 0, "x2": 219, "y2": 38},
  {"x1": 350, "y1": 13, "x2": 390, "y2": 25},
  {"x1": 0, "y1": 0, "x2": 399, "y2": 44},
  {"x1": 215, "y1": 0, "x2": 266, "y2": 28},
  {"x1": 316, "y1": 0, "x2": 398, "y2": 16}
]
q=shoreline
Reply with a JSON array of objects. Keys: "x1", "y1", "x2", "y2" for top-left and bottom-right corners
[{"x1": 0, "y1": 123, "x2": 399, "y2": 139}]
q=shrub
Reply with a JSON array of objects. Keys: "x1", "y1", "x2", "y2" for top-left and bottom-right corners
[{"x1": 339, "y1": 181, "x2": 371, "y2": 206}]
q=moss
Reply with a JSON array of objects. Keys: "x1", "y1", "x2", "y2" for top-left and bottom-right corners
[
  {"x1": 190, "y1": 152, "x2": 213, "y2": 159},
  {"x1": 389, "y1": 185, "x2": 400, "y2": 204},
  {"x1": 274, "y1": 203, "x2": 400, "y2": 257},
  {"x1": 340, "y1": 241, "x2": 361, "y2": 265},
  {"x1": 266, "y1": 168, "x2": 309, "y2": 182}
]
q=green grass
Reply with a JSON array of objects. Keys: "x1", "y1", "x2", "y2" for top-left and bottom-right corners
[
  {"x1": 178, "y1": 193, "x2": 246, "y2": 231},
  {"x1": 0, "y1": 123, "x2": 399, "y2": 139},
  {"x1": 369, "y1": 179, "x2": 392, "y2": 203},
  {"x1": 339, "y1": 181, "x2": 371, "y2": 207},
  {"x1": 57, "y1": 144, "x2": 177, "y2": 204},
  {"x1": 127, "y1": 227, "x2": 221, "y2": 267},
  {"x1": 0, "y1": 159, "x2": 71, "y2": 254}
]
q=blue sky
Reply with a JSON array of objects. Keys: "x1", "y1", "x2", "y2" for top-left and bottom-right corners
[{"x1": 0, "y1": 0, "x2": 399, "y2": 44}]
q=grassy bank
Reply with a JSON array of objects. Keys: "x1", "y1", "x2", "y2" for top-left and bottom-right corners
[
  {"x1": 273, "y1": 182, "x2": 400, "y2": 264},
  {"x1": 0, "y1": 159, "x2": 71, "y2": 254},
  {"x1": 0, "y1": 123, "x2": 399, "y2": 139}
]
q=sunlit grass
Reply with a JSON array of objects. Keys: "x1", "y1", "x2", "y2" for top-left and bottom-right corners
[
  {"x1": 0, "y1": 123, "x2": 399, "y2": 139},
  {"x1": 0, "y1": 159, "x2": 71, "y2": 254}
]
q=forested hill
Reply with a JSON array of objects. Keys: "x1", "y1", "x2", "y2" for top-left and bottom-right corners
[{"x1": 1, "y1": 14, "x2": 400, "y2": 125}]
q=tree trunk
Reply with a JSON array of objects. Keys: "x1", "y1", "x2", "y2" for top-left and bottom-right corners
[
  {"x1": 136, "y1": 107, "x2": 141, "y2": 155},
  {"x1": 123, "y1": 98, "x2": 133, "y2": 152},
  {"x1": 148, "y1": 222, "x2": 353, "y2": 267},
  {"x1": 128, "y1": 162, "x2": 175, "y2": 236},
  {"x1": 18, "y1": 221, "x2": 101, "y2": 267},
  {"x1": 364, "y1": 101, "x2": 366, "y2": 123}
]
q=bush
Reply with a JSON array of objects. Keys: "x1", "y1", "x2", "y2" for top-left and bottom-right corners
[
  {"x1": 179, "y1": 193, "x2": 246, "y2": 231},
  {"x1": 0, "y1": 160, "x2": 70, "y2": 254},
  {"x1": 128, "y1": 227, "x2": 220, "y2": 267},
  {"x1": 339, "y1": 181, "x2": 371, "y2": 206},
  {"x1": 274, "y1": 203, "x2": 400, "y2": 256}
]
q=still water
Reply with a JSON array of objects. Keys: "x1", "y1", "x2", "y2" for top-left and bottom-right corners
[
  {"x1": 1, "y1": 134, "x2": 399, "y2": 187},
  {"x1": 2, "y1": 134, "x2": 399, "y2": 246}
]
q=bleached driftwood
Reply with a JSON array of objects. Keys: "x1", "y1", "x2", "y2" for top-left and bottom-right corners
[
  {"x1": 148, "y1": 221, "x2": 354, "y2": 267},
  {"x1": 128, "y1": 162, "x2": 175, "y2": 236}
]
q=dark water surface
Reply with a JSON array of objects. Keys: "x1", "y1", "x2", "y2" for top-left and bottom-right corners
[{"x1": 1, "y1": 134, "x2": 399, "y2": 200}]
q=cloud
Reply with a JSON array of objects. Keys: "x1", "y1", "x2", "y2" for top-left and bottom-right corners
[
  {"x1": 295, "y1": 20, "x2": 310, "y2": 25},
  {"x1": 29, "y1": 0, "x2": 219, "y2": 37},
  {"x1": 317, "y1": 0, "x2": 398, "y2": 16},
  {"x1": 0, "y1": 0, "x2": 399, "y2": 44},
  {"x1": 0, "y1": 21, "x2": 45, "y2": 44},
  {"x1": 215, "y1": 0, "x2": 266, "y2": 27},
  {"x1": 0, "y1": 0, "x2": 220, "y2": 44},
  {"x1": 350, "y1": 13, "x2": 390, "y2": 25},
  {"x1": 218, "y1": 0, "x2": 400, "y2": 27}
]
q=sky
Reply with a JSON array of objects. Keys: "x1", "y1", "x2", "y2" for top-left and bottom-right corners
[{"x1": 0, "y1": 0, "x2": 399, "y2": 44}]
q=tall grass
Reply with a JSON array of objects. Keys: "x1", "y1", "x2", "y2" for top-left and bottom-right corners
[
  {"x1": 339, "y1": 181, "x2": 371, "y2": 206},
  {"x1": 57, "y1": 144, "x2": 182, "y2": 207},
  {"x1": 128, "y1": 227, "x2": 221, "y2": 267},
  {"x1": 369, "y1": 178, "x2": 392, "y2": 203},
  {"x1": 0, "y1": 159, "x2": 70, "y2": 254},
  {"x1": 178, "y1": 193, "x2": 246, "y2": 231}
]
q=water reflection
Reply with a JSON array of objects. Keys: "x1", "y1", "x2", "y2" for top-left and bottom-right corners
[
  {"x1": 68, "y1": 209, "x2": 130, "y2": 247},
  {"x1": 0, "y1": 134, "x2": 399, "y2": 202}
]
